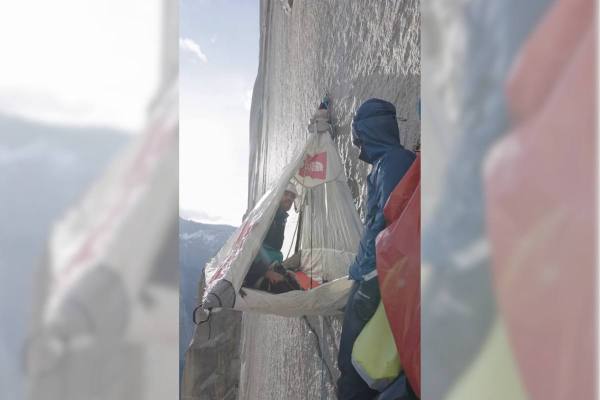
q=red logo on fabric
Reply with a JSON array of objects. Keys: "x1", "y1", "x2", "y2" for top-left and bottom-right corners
[{"x1": 299, "y1": 152, "x2": 327, "y2": 180}]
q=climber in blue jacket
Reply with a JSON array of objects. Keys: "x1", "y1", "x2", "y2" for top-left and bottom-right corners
[{"x1": 337, "y1": 98, "x2": 416, "y2": 400}]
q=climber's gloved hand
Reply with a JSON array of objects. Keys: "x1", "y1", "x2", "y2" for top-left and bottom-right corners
[{"x1": 353, "y1": 271, "x2": 380, "y2": 322}]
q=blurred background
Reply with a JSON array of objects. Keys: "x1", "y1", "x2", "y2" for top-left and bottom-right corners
[
  {"x1": 0, "y1": 0, "x2": 178, "y2": 399},
  {"x1": 421, "y1": 0, "x2": 596, "y2": 398}
]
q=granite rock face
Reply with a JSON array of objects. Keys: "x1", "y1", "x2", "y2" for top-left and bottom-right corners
[{"x1": 241, "y1": 1, "x2": 420, "y2": 399}]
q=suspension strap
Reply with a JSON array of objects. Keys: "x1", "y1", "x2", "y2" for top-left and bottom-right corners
[
  {"x1": 192, "y1": 306, "x2": 213, "y2": 340},
  {"x1": 309, "y1": 188, "x2": 314, "y2": 288},
  {"x1": 302, "y1": 316, "x2": 335, "y2": 390}
]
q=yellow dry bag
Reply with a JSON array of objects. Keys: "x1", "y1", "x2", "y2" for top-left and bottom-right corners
[{"x1": 351, "y1": 301, "x2": 402, "y2": 391}]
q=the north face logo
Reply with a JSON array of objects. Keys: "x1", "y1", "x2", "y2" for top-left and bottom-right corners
[{"x1": 299, "y1": 152, "x2": 327, "y2": 180}]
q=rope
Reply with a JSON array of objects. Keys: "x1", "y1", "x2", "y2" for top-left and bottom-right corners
[
  {"x1": 193, "y1": 306, "x2": 213, "y2": 340},
  {"x1": 305, "y1": 97, "x2": 336, "y2": 397},
  {"x1": 320, "y1": 317, "x2": 326, "y2": 399},
  {"x1": 207, "y1": 315, "x2": 212, "y2": 340},
  {"x1": 306, "y1": 107, "x2": 322, "y2": 289},
  {"x1": 302, "y1": 316, "x2": 335, "y2": 390},
  {"x1": 309, "y1": 188, "x2": 314, "y2": 288},
  {"x1": 294, "y1": 195, "x2": 305, "y2": 255},
  {"x1": 323, "y1": 315, "x2": 339, "y2": 354}
]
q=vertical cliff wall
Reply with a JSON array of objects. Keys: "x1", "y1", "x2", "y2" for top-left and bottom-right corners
[{"x1": 243, "y1": 1, "x2": 420, "y2": 398}]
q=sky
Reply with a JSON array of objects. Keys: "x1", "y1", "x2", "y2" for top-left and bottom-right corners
[
  {"x1": 0, "y1": 0, "x2": 161, "y2": 132},
  {"x1": 179, "y1": 0, "x2": 259, "y2": 226}
]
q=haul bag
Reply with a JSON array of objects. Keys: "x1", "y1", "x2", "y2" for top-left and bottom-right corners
[{"x1": 351, "y1": 301, "x2": 401, "y2": 391}]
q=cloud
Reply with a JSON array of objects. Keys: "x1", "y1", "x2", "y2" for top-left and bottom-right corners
[{"x1": 179, "y1": 37, "x2": 208, "y2": 63}]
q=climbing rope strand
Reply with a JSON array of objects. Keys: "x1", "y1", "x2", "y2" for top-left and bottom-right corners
[
  {"x1": 309, "y1": 188, "x2": 314, "y2": 288},
  {"x1": 193, "y1": 306, "x2": 213, "y2": 340},
  {"x1": 320, "y1": 316, "x2": 326, "y2": 400},
  {"x1": 302, "y1": 316, "x2": 335, "y2": 391}
]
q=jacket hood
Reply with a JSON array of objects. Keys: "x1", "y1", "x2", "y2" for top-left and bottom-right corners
[{"x1": 352, "y1": 98, "x2": 401, "y2": 164}]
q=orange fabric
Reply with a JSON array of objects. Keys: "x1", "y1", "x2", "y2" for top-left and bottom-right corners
[
  {"x1": 376, "y1": 155, "x2": 421, "y2": 395},
  {"x1": 294, "y1": 271, "x2": 320, "y2": 290},
  {"x1": 383, "y1": 153, "x2": 420, "y2": 224},
  {"x1": 485, "y1": 1, "x2": 595, "y2": 398},
  {"x1": 506, "y1": 0, "x2": 593, "y2": 123}
]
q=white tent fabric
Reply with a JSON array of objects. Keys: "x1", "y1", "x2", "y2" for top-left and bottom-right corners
[{"x1": 202, "y1": 110, "x2": 362, "y2": 316}]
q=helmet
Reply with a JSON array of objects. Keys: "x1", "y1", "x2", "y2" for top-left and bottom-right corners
[{"x1": 285, "y1": 182, "x2": 298, "y2": 197}]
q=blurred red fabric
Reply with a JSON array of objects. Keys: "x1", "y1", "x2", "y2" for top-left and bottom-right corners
[
  {"x1": 377, "y1": 154, "x2": 421, "y2": 395},
  {"x1": 485, "y1": 0, "x2": 596, "y2": 398}
]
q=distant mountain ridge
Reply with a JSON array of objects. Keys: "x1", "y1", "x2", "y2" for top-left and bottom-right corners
[
  {"x1": 179, "y1": 219, "x2": 236, "y2": 280},
  {"x1": 178, "y1": 218, "x2": 236, "y2": 381}
]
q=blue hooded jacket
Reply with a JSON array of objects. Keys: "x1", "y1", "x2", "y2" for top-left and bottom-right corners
[{"x1": 349, "y1": 98, "x2": 416, "y2": 281}]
